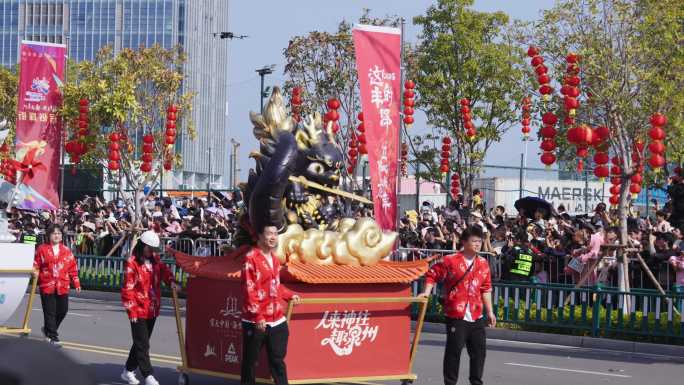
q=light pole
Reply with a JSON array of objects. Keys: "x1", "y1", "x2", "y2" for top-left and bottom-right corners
[
  {"x1": 256, "y1": 65, "x2": 276, "y2": 113},
  {"x1": 230, "y1": 138, "x2": 240, "y2": 189}
]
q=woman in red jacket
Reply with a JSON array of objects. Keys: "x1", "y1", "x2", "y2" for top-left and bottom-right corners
[
  {"x1": 33, "y1": 224, "x2": 81, "y2": 346},
  {"x1": 120, "y1": 230, "x2": 178, "y2": 385}
]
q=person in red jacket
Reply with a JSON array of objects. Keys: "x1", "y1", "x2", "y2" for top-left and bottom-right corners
[
  {"x1": 120, "y1": 230, "x2": 178, "y2": 385},
  {"x1": 33, "y1": 224, "x2": 81, "y2": 346},
  {"x1": 419, "y1": 226, "x2": 495, "y2": 385},
  {"x1": 241, "y1": 224, "x2": 301, "y2": 385}
]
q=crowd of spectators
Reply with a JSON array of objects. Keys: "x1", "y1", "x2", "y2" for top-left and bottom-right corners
[
  {"x1": 6, "y1": 191, "x2": 242, "y2": 256},
  {"x1": 399, "y1": 182, "x2": 684, "y2": 290}
]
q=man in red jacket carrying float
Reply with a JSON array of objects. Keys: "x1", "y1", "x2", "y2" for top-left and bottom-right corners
[
  {"x1": 241, "y1": 224, "x2": 301, "y2": 385},
  {"x1": 419, "y1": 226, "x2": 496, "y2": 385}
]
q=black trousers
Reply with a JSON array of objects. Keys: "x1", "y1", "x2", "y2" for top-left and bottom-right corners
[
  {"x1": 125, "y1": 318, "x2": 157, "y2": 377},
  {"x1": 240, "y1": 321, "x2": 289, "y2": 385},
  {"x1": 40, "y1": 293, "x2": 69, "y2": 340},
  {"x1": 443, "y1": 318, "x2": 487, "y2": 385}
]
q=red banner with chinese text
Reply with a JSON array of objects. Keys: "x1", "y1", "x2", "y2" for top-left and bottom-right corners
[
  {"x1": 353, "y1": 25, "x2": 401, "y2": 231},
  {"x1": 15, "y1": 41, "x2": 65, "y2": 210}
]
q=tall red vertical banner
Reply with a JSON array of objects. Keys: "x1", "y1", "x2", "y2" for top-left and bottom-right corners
[
  {"x1": 353, "y1": 25, "x2": 401, "y2": 231},
  {"x1": 15, "y1": 41, "x2": 66, "y2": 210}
]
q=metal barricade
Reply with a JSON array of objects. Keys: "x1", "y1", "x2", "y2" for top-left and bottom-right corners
[{"x1": 194, "y1": 238, "x2": 232, "y2": 257}]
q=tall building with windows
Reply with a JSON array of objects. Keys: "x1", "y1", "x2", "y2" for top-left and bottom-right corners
[{"x1": 0, "y1": 0, "x2": 228, "y2": 189}]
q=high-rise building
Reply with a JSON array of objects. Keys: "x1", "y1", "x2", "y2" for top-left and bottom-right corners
[{"x1": 0, "y1": 0, "x2": 228, "y2": 189}]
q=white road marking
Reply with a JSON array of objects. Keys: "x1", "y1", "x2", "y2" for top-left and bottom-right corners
[{"x1": 504, "y1": 362, "x2": 631, "y2": 378}]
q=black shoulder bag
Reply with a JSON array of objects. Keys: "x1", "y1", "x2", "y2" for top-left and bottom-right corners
[{"x1": 438, "y1": 259, "x2": 475, "y2": 306}]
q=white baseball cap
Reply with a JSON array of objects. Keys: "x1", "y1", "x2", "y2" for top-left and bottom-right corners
[{"x1": 139, "y1": 230, "x2": 160, "y2": 248}]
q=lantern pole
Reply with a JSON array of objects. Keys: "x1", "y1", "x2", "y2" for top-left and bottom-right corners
[{"x1": 396, "y1": 17, "x2": 405, "y2": 232}]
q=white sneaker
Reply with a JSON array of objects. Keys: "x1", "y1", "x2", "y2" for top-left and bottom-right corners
[
  {"x1": 120, "y1": 370, "x2": 140, "y2": 385},
  {"x1": 144, "y1": 375, "x2": 160, "y2": 385}
]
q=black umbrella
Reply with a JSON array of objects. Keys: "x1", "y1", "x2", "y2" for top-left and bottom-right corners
[{"x1": 514, "y1": 196, "x2": 555, "y2": 220}]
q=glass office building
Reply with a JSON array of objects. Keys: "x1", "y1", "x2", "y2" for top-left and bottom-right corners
[{"x1": 0, "y1": 0, "x2": 229, "y2": 188}]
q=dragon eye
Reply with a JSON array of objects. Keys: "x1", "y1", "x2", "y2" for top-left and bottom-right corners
[{"x1": 307, "y1": 162, "x2": 325, "y2": 175}]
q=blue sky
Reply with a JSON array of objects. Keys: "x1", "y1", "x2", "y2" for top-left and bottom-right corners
[{"x1": 225, "y1": 0, "x2": 556, "y2": 180}]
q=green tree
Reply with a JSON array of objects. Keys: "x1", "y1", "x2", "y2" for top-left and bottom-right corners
[
  {"x1": 408, "y1": 0, "x2": 528, "y2": 205},
  {"x1": 0, "y1": 66, "x2": 17, "y2": 147},
  {"x1": 521, "y1": 0, "x2": 684, "y2": 241},
  {"x1": 59, "y1": 45, "x2": 195, "y2": 231}
]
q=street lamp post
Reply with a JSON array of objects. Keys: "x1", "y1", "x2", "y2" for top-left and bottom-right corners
[
  {"x1": 230, "y1": 138, "x2": 240, "y2": 189},
  {"x1": 256, "y1": 65, "x2": 276, "y2": 113}
]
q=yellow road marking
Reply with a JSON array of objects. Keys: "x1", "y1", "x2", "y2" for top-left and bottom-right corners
[
  {"x1": 61, "y1": 340, "x2": 181, "y2": 361},
  {"x1": 63, "y1": 345, "x2": 182, "y2": 365}
]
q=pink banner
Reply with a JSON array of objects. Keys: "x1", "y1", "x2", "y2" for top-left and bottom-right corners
[
  {"x1": 15, "y1": 41, "x2": 66, "y2": 210},
  {"x1": 353, "y1": 25, "x2": 401, "y2": 231}
]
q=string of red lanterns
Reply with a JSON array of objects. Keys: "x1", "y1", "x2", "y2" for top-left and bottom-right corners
[
  {"x1": 356, "y1": 112, "x2": 367, "y2": 155},
  {"x1": 521, "y1": 97, "x2": 531, "y2": 138},
  {"x1": 648, "y1": 113, "x2": 667, "y2": 170},
  {"x1": 107, "y1": 131, "x2": 120, "y2": 171},
  {"x1": 629, "y1": 140, "x2": 645, "y2": 199},
  {"x1": 440, "y1": 137, "x2": 451, "y2": 174},
  {"x1": 592, "y1": 126, "x2": 610, "y2": 181},
  {"x1": 540, "y1": 111, "x2": 558, "y2": 168},
  {"x1": 403, "y1": 80, "x2": 415, "y2": 127},
  {"x1": 291, "y1": 87, "x2": 303, "y2": 123},
  {"x1": 140, "y1": 133, "x2": 154, "y2": 173},
  {"x1": 0, "y1": 139, "x2": 15, "y2": 184},
  {"x1": 324, "y1": 98, "x2": 341, "y2": 134},
  {"x1": 164, "y1": 105, "x2": 178, "y2": 171},
  {"x1": 528, "y1": 46, "x2": 553, "y2": 102},
  {"x1": 450, "y1": 173, "x2": 460, "y2": 198},
  {"x1": 460, "y1": 98, "x2": 475, "y2": 139},
  {"x1": 561, "y1": 53, "x2": 581, "y2": 118}
]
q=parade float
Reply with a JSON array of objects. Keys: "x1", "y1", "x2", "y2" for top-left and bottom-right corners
[
  {"x1": 167, "y1": 23, "x2": 433, "y2": 385},
  {"x1": 170, "y1": 83, "x2": 430, "y2": 384}
]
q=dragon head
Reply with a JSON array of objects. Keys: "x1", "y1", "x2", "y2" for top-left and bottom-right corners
[{"x1": 295, "y1": 113, "x2": 343, "y2": 188}]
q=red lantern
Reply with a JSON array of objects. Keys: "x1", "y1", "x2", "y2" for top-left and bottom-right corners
[
  {"x1": 610, "y1": 177, "x2": 621, "y2": 185},
  {"x1": 649, "y1": 154, "x2": 665, "y2": 169},
  {"x1": 629, "y1": 183, "x2": 642, "y2": 195},
  {"x1": 535, "y1": 65, "x2": 548, "y2": 76},
  {"x1": 576, "y1": 147, "x2": 588, "y2": 158},
  {"x1": 165, "y1": 136, "x2": 175, "y2": 145},
  {"x1": 404, "y1": 107, "x2": 414, "y2": 116},
  {"x1": 108, "y1": 150, "x2": 121, "y2": 161},
  {"x1": 143, "y1": 134, "x2": 154, "y2": 144},
  {"x1": 358, "y1": 144, "x2": 367, "y2": 155},
  {"x1": 540, "y1": 139, "x2": 557, "y2": 152},
  {"x1": 442, "y1": 137, "x2": 452, "y2": 145},
  {"x1": 108, "y1": 161, "x2": 119, "y2": 171},
  {"x1": 327, "y1": 110, "x2": 339, "y2": 122},
  {"x1": 537, "y1": 74, "x2": 550, "y2": 85},
  {"x1": 109, "y1": 133, "x2": 120, "y2": 142},
  {"x1": 166, "y1": 129, "x2": 177, "y2": 137},
  {"x1": 404, "y1": 90, "x2": 415, "y2": 99},
  {"x1": 564, "y1": 97, "x2": 579, "y2": 110},
  {"x1": 79, "y1": 98, "x2": 89, "y2": 106},
  {"x1": 541, "y1": 152, "x2": 556, "y2": 166},
  {"x1": 143, "y1": 143, "x2": 154, "y2": 153},
  {"x1": 404, "y1": 80, "x2": 415, "y2": 89},
  {"x1": 540, "y1": 126, "x2": 557, "y2": 139},
  {"x1": 566, "y1": 76, "x2": 580, "y2": 86},
  {"x1": 441, "y1": 144, "x2": 451, "y2": 152},
  {"x1": 609, "y1": 195, "x2": 620, "y2": 206},
  {"x1": 357, "y1": 122, "x2": 365, "y2": 132},
  {"x1": 593, "y1": 152, "x2": 609, "y2": 165},
  {"x1": 79, "y1": 106, "x2": 89, "y2": 114},
  {"x1": 574, "y1": 125, "x2": 593, "y2": 146},
  {"x1": 140, "y1": 162, "x2": 152, "y2": 173},
  {"x1": 650, "y1": 113, "x2": 667, "y2": 127},
  {"x1": 166, "y1": 121, "x2": 176, "y2": 129},
  {"x1": 542, "y1": 112, "x2": 558, "y2": 125},
  {"x1": 648, "y1": 141, "x2": 665, "y2": 154},
  {"x1": 631, "y1": 174, "x2": 643, "y2": 184},
  {"x1": 531, "y1": 56, "x2": 544, "y2": 67},
  {"x1": 595, "y1": 126, "x2": 610, "y2": 140},
  {"x1": 649, "y1": 126, "x2": 665, "y2": 141},
  {"x1": 348, "y1": 148, "x2": 358, "y2": 158},
  {"x1": 522, "y1": 126, "x2": 531, "y2": 135},
  {"x1": 594, "y1": 165, "x2": 609, "y2": 179},
  {"x1": 141, "y1": 153, "x2": 153, "y2": 163},
  {"x1": 440, "y1": 164, "x2": 449, "y2": 173},
  {"x1": 357, "y1": 134, "x2": 366, "y2": 144},
  {"x1": 403, "y1": 116, "x2": 414, "y2": 125},
  {"x1": 611, "y1": 166, "x2": 622, "y2": 175},
  {"x1": 527, "y1": 46, "x2": 539, "y2": 57},
  {"x1": 609, "y1": 185, "x2": 621, "y2": 195},
  {"x1": 327, "y1": 98, "x2": 340, "y2": 110},
  {"x1": 167, "y1": 105, "x2": 178, "y2": 114},
  {"x1": 164, "y1": 161, "x2": 173, "y2": 171}
]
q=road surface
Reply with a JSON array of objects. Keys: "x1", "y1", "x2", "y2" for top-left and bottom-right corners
[{"x1": 3, "y1": 293, "x2": 683, "y2": 385}]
